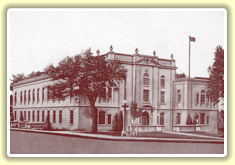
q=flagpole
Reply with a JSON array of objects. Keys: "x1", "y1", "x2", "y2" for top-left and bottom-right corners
[{"x1": 189, "y1": 36, "x2": 191, "y2": 78}]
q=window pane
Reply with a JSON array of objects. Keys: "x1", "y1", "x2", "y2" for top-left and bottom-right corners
[
  {"x1": 28, "y1": 111, "x2": 30, "y2": 121},
  {"x1": 200, "y1": 113, "x2": 205, "y2": 124},
  {"x1": 160, "y1": 113, "x2": 164, "y2": 125},
  {"x1": 53, "y1": 111, "x2": 56, "y2": 123},
  {"x1": 161, "y1": 76, "x2": 165, "y2": 88},
  {"x1": 176, "y1": 113, "x2": 181, "y2": 124},
  {"x1": 201, "y1": 90, "x2": 205, "y2": 105},
  {"x1": 70, "y1": 111, "x2": 74, "y2": 125},
  {"x1": 99, "y1": 111, "x2": 106, "y2": 124},
  {"x1": 196, "y1": 93, "x2": 199, "y2": 105},
  {"x1": 59, "y1": 111, "x2": 62, "y2": 124},
  {"x1": 108, "y1": 114, "x2": 111, "y2": 124},
  {"x1": 161, "y1": 91, "x2": 165, "y2": 103},
  {"x1": 143, "y1": 90, "x2": 149, "y2": 102},
  {"x1": 37, "y1": 111, "x2": 40, "y2": 122}
]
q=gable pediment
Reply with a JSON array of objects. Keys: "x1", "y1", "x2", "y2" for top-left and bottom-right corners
[{"x1": 135, "y1": 57, "x2": 161, "y2": 66}]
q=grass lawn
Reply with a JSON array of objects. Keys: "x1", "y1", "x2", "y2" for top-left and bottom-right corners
[{"x1": 81, "y1": 131, "x2": 222, "y2": 140}]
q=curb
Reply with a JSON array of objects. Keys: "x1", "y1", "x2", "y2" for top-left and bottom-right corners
[{"x1": 10, "y1": 128, "x2": 224, "y2": 144}]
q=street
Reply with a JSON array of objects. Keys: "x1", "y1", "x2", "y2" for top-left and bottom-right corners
[{"x1": 10, "y1": 130, "x2": 224, "y2": 154}]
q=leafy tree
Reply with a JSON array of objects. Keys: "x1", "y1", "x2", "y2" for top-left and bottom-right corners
[
  {"x1": 112, "y1": 112, "x2": 123, "y2": 131},
  {"x1": 45, "y1": 49, "x2": 126, "y2": 132},
  {"x1": 112, "y1": 113, "x2": 118, "y2": 131},
  {"x1": 11, "y1": 73, "x2": 26, "y2": 83},
  {"x1": 27, "y1": 71, "x2": 44, "y2": 78},
  {"x1": 175, "y1": 72, "x2": 186, "y2": 78},
  {"x1": 207, "y1": 45, "x2": 224, "y2": 104},
  {"x1": 130, "y1": 102, "x2": 141, "y2": 122},
  {"x1": 186, "y1": 113, "x2": 193, "y2": 125},
  {"x1": 117, "y1": 111, "x2": 123, "y2": 131}
]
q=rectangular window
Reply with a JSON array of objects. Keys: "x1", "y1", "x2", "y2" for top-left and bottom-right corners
[
  {"x1": 24, "y1": 111, "x2": 26, "y2": 120},
  {"x1": 33, "y1": 111, "x2": 35, "y2": 121},
  {"x1": 53, "y1": 111, "x2": 56, "y2": 123},
  {"x1": 70, "y1": 111, "x2": 74, "y2": 125},
  {"x1": 176, "y1": 113, "x2": 181, "y2": 125},
  {"x1": 42, "y1": 111, "x2": 45, "y2": 122},
  {"x1": 59, "y1": 110, "x2": 62, "y2": 124},
  {"x1": 37, "y1": 110, "x2": 40, "y2": 122},
  {"x1": 28, "y1": 111, "x2": 30, "y2": 121},
  {"x1": 143, "y1": 90, "x2": 149, "y2": 102},
  {"x1": 160, "y1": 91, "x2": 165, "y2": 104},
  {"x1": 160, "y1": 113, "x2": 164, "y2": 125},
  {"x1": 200, "y1": 113, "x2": 205, "y2": 124},
  {"x1": 207, "y1": 116, "x2": 209, "y2": 124},
  {"x1": 108, "y1": 114, "x2": 111, "y2": 124}
]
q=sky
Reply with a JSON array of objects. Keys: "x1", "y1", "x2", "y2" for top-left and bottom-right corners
[{"x1": 9, "y1": 9, "x2": 225, "y2": 78}]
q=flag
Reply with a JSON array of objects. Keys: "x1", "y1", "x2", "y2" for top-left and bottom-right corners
[{"x1": 189, "y1": 36, "x2": 196, "y2": 42}]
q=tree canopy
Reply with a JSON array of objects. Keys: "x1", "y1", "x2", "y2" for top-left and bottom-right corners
[
  {"x1": 207, "y1": 45, "x2": 224, "y2": 104},
  {"x1": 175, "y1": 72, "x2": 186, "y2": 78},
  {"x1": 45, "y1": 50, "x2": 127, "y2": 132}
]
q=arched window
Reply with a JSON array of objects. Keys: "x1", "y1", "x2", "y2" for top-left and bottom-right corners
[
  {"x1": 14, "y1": 92, "x2": 17, "y2": 105},
  {"x1": 33, "y1": 89, "x2": 35, "y2": 104},
  {"x1": 142, "y1": 111, "x2": 149, "y2": 125},
  {"x1": 143, "y1": 73, "x2": 149, "y2": 86},
  {"x1": 201, "y1": 90, "x2": 205, "y2": 105},
  {"x1": 99, "y1": 111, "x2": 106, "y2": 124},
  {"x1": 42, "y1": 87, "x2": 45, "y2": 102},
  {"x1": 20, "y1": 91, "x2": 22, "y2": 105},
  {"x1": 161, "y1": 75, "x2": 165, "y2": 88},
  {"x1": 177, "y1": 89, "x2": 181, "y2": 104},
  {"x1": 24, "y1": 90, "x2": 26, "y2": 104},
  {"x1": 37, "y1": 88, "x2": 40, "y2": 103},
  {"x1": 28, "y1": 90, "x2": 31, "y2": 104}
]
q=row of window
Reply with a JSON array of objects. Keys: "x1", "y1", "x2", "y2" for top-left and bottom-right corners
[
  {"x1": 143, "y1": 90, "x2": 165, "y2": 104},
  {"x1": 143, "y1": 73, "x2": 165, "y2": 89},
  {"x1": 143, "y1": 73, "x2": 166, "y2": 103},
  {"x1": 176, "y1": 89, "x2": 212, "y2": 107},
  {"x1": 15, "y1": 86, "x2": 113, "y2": 106},
  {"x1": 175, "y1": 113, "x2": 209, "y2": 125},
  {"x1": 196, "y1": 90, "x2": 210, "y2": 106},
  {"x1": 14, "y1": 110, "x2": 74, "y2": 125},
  {"x1": 141, "y1": 111, "x2": 165, "y2": 126},
  {"x1": 14, "y1": 87, "x2": 49, "y2": 106},
  {"x1": 98, "y1": 111, "x2": 112, "y2": 125}
]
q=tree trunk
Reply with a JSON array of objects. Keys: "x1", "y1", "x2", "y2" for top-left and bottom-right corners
[{"x1": 88, "y1": 98, "x2": 98, "y2": 133}]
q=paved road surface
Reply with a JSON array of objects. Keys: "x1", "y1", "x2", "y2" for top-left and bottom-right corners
[{"x1": 10, "y1": 130, "x2": 224, "y2": 154}]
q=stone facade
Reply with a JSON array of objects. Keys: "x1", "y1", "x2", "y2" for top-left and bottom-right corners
[{"x1": 12, "y1": 49, "x2": 218, "y2": 134}]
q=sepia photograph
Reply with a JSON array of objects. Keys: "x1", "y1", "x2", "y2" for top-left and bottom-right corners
[{"x1": 7, "y1": 8, "x2": 226, "y2": 157}]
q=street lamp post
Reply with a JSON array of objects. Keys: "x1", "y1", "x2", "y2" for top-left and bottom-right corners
[{"x1": 121, "y1": 100, "x2": 129, "y2": 136}]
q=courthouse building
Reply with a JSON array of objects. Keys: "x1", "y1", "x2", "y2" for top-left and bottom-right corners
[{"x1": 11, "y1": 47, "x2": 219, "y2": 134}]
